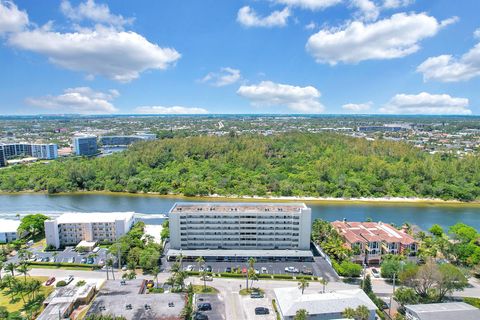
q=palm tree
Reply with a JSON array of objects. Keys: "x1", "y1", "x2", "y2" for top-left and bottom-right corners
[
  {"x1": 176, "y1": 253, "x2": 184, "y2": 270},
  {"x1": 298, "y1": 278, "x2": 309, "y2": 295},
  {"x1": 5, "y1": 262, "x2": 16, "y2": 277},
  {"x1": 0, "y1": 259, "x2": 5, "y2": 280},
  {"x1": 195, "y1": 256, "x2": 206, "y2": 290},
  {"x1": 319, "y1": 277, "x2": 328, "y2": 293},
  {"x1": 294, "y1": 309, "x2": 309, "y2": 320},
  {"x1": 107, "y1": 258, "x2": 115, "y2": 280},
  {"x1": 16, "y1": 262, "x2": 31, "y2": 282},
  {"x1": 152, "y1": 266, "x2": 160, "y2": 288},
  {"x1": 342, "y1": 307, "x2": 356, "y2": 319},
  {"x1": 355, "y1": 305, "x2": 370, "y2": 320}
]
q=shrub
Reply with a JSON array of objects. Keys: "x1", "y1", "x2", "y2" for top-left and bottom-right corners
[
  {"x1": 464, "y1": 297, "x2": 480, "y2": 309},
  {"x1": 295, "y1": 275, "x2": 314, "y2": 280},
  {"x1": 338, "y1": 261, "x2": 362, "y2": 277},
  {"x1": 56, "y1": 280, "x2": 67, "y2": 287},
  {"x1": 76, "y1": 280, "x2": 86, "y2": 287},
  {"x1": 219, "y1": 272, "x2": 245, "y2": 278},
  {"x1": 148, "y1": 287, "x2": 165, "y2": 294},
  {"x1": 272, "y1": 274, "x2": 294, "y2": 280}
]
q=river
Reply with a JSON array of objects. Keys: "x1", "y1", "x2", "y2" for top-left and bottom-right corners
[{"x1": 1, "y1": 193, "x2": 479, "y2": 231}]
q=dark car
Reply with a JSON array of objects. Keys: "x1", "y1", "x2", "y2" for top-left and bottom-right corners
[
  {"x1": 87, "y1": 257, "x2": 94, "y2": 264},
  {"x1": 225, "y1": 267, "x2": 232, "y2": 273},
  {"x1": 301, "y1": 268, "x2": 313, "y2": 275},
  {"x1": 250, "y1": 292, "x2": 264, "y2": 299},
  {"x1": 197, "y1": 303, "x2": 212, "y2": 311},
  {"x1": 205, "y1": 265, "x2": 212, "y2": 272},
  {"x1": 194, "y1": 313, "x2": 209, "y2": 320},
  {"x1": 255, "y1": 307, "x2": 269, "y2": 315},
  {"x1": 45, "y1": 277, "x2": 56, "y2": 286}
]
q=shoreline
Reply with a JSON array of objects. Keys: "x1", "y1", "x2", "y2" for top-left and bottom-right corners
[{"x1": 1, "y1": 190, "x2": 480, "y2": 207}]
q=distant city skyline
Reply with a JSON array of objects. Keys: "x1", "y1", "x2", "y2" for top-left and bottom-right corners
[{"x1": 1, "y1": 0, "x2": 479, "y2": 115}]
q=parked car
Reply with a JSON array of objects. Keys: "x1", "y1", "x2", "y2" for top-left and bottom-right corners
[
  {"x1": 284, "y1": 266, "x2": 299, "y2": 273},
  {"x1": 199, "y1": 266, "x2": 205, "y2": 272},
  {"x1": 87, "y1": 257, "x2": 94, "y2": 264},
  {"x1": 371, "y1": 268, "x2": 380, "y2": 278},
  {"x1": 255, "y1": 307, "x2": 269, "y2": 315},
  {"x1": 122, "y1": 265, "x2": 127, "y2": 271},
  {"x1": 198, "y1": 303, "x2": 212, "y2": 311},
  {"x1": 45, "y1": 277, "x2": 56, "y2": 286},
  {"x1": 185, "y1": 265, "x2": 194, "y2": 271},
  {"x1": 201, "y1": 275, "x2": 213, "y2": 281},
  {"x1": 146, "y1": 280, "x2": 154, "y2": 289},
  {"x1": 36, "y1": 257, "x2": 43, "y2": 262},
  {"x1": 302, "y1": 267, "x2": 313, "y2": 275},
  {"x1": 67, "y1": 257, "x2": 75, "y2": 263},
  {"x1": 225, "y1": 267, "x2": 232, "y2": 273},
  {"x1": 250, "y1": 292, "x2": 264, "y2": 299},
  {"x1": 42, "y1": 257, "x2": 50, "y2": 262},
  {"x1": 81, "y1": 257, "x2": 87, "y2": 264},
  {"x1": 261, "y1": 267, "x2": 268, "y2": 274},
  {"x1": 65, "y1": 275, "x2": 74, "y2": 284},
  {"x1": 92, "y1": 247, "x2": 100, "y2": 253},
  {"x1": 205, "y1": 265, "x2": 212, "y2": 272},
  {"x1": 194, "y1": 313, "x2": 208, "y2": 320}
]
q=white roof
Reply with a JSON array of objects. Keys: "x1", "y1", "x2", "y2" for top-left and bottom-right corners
[
  {"x1": 167, "y1": 249, "x2": 313, "y2": 258},
  {"x1": 56, "y1": 212, "x2": 134, "y2": 224},
  {"x1": 274, "y1": 287, "x2": 377, "y2": 317},
  {"x1": 0, "y1": 219, "x2": 20, "y2": 233}
]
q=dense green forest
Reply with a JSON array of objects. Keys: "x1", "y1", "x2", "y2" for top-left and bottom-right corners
[{"x1": 1, "y1": 133, "x2": 480, "y2": 201}]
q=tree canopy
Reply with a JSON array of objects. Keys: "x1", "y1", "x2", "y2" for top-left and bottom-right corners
[{"x1": 1, "y1": 133, "x2": 480, "y2": 201}]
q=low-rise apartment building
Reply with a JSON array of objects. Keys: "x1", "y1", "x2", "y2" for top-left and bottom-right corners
[
  {"x1": 0, "y1": 219, "x2": 21, "y2": 243},
  {"x1": 167, "y1": 202, "x2": 312, "y2": 261},
  {"x1": 332, "y1": 220, "x2": 417, "y2": 265},
  {"x1": 45, "y1": 212, "x2": 135, "y2": 249}
]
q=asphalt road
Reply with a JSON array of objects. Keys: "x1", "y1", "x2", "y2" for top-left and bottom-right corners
[{"x1": 22, "y1": 267, "x2": 480, "y2": 320}]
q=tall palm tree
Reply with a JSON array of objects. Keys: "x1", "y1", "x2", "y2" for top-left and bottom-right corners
[
  {"x1": 106, "y1": 258, "x2": 115, "y2": 280},
  {"x1": 298, "y1": 278, "x2": 309, "y2": 295},
  {"x1": 195, "y1": 256, "x2": 207, "y2": 290},
  {"x1": 5, "y1": 262, "x2": 16, "y2": 277},
  {"x1": 319, "y1": 277, "x2": 328, "y2": 293},
  {"x1": 152, "y1": 266, "x2": 160, "y2": 288},
  {"x1": 16, "y1": 262, "x2": 31, "y2": 282}
]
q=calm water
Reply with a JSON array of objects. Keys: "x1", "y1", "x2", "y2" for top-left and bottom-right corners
[{"x1": 1, "y1": 193, "x2": 479, "y2": 231}]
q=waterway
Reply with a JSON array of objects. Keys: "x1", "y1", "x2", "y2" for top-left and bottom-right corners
[{"x1": 0, "y1": 193, "x2": 479, "y2": 230}]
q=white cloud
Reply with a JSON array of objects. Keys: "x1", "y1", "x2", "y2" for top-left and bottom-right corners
[
  {"x1": 306, "y1": 13, "x2": 453, "y2": 65},
  {"x1": 382, "y1": 0, "x2": 414, "y2": 9},
  {"x1": 135, "y1": 106, "x2": 209, "y2": 114},
  {"x1": 275, "y1": 0, "x2": 342, "y2": 10},
  {"x1": 0, "y1": 0, "x2": 28, "y2": 35},
  {"x1": 8, "y1": 25, "x2": 181, "y2": 82},
  {"x1": 475, "y1": 28, "x2": 480, "y2": 39},
  {"x1": 200, "y1": 67, "x2": 241, "y2": 87},
  {"x1": 342, "y1": 101, "x2": 372, "y2": 112},
  {"x1": 417, "y1": 37, "x2": 480, "y2": 82},
  {"x1": 26, "y1": 87, "x2": 119, "y2": 114},
  {"x1": 237, "y1": 80, "x2": 325, "y2": 113},
  {"x1": 351, "y1": 0, "x2": 379, "y2": 22},
  {"x1": 379, "y1": 92, "x2": 471, "y2": 115},
  {"x1": 60, "y1": 0, "x2": 133, "y2": 28},
  {"x1": 237, "y1": 6, "x2": 290, "y2": 28},
  {"x1": 305, "y1": 22, "x2": 317, "y2": 30}
]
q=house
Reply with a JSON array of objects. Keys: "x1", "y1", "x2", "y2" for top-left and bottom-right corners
[
  {"x1": 0, "y1": 219, "x2": 21, "y2": 243},
  {"x1": 274, "y1": 287, "x2": 377, "y2": 320},
  {"x1": 405, "y1": 302, "x2": 480, "y2": 320},
  {"x1": 331, "y1": 221, "x2": 417, "y2": 265}
]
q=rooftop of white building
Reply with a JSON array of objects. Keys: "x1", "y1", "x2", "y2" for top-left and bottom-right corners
[
  {"x1": 0, "y1": 219, "x2": 21, "y2": 233},
  {"x1": 274, "y1": 288, "x2": 377, "y2": 317},
  {"x1": 170, "y1": 202, "x2": 308, "y2": 214},
  {"x1": 55, "y1": 212, "x2": 134, "y2": 224}
]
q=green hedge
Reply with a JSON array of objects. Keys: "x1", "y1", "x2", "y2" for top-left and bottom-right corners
[
  {"x1": 186, "y1": 271, "x2": 200, "y2": 276},
  {"x1": 218, "y1": 272, "x2": 246, "y2": 278},
  {"x1": 257, "y1": 274, "x2": 273, "y2": 279},
  {"x1": 464, "y1": 297, "x2": 480, "y2": 308},
  {"x1": 272, "y1": 274, "x2": 294, "y2": 280},
  {"x1": 272, "y1": 299, "x2": 281, "y2": 320},
  {"x1": 27, "y1": 261, "x2": 98, "y2": 269},
  {"x1": 295, "y1": 275, "x2": 314, "y2": 280}
]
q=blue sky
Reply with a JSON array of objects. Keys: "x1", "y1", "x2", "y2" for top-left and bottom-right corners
[{"x1": 0, "y1": 0, "x2": 479, "y2": 115}]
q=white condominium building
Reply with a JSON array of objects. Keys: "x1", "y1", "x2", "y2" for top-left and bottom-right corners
[
  {"x1": 45, "y1": 212, "x2": 135, "y2": 249},
  {"x1": 0, "y1": 219, "x2": 21, "y2": 243},
  {"x1": 168, "y1": 202, "x2": 312, "y2": 261}
]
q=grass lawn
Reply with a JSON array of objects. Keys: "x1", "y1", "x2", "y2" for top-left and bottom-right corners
[
  {"x1": 239, "y1": 288, "x2": 265, "y2": 296},
  {"x1": 0, "y1": 276, "x2": 53, "y2": 313},
  {"x1": 192, "y1": 285, "x2": 219, "y2": 294},
  {"x1": 28, "y1": 264, "x2": 95, "y2": 271}
]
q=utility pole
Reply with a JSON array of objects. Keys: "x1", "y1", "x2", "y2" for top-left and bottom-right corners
[{"x1": 389, "y1": 273, "x2": 396, "y2": 317}]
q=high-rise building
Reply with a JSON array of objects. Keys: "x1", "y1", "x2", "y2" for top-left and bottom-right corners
[
  {"x1": 167, "y1": 202, "x2": 312, "y2": 261},
  {"x1": 73, "y1": 136, "x2": 98, "y2": 156},
  {"x1": 45, "y1": 212, "x2": 135, "y2": 249},
  {"x1": 0, "y1": 145, "x2": 6, "y2": 167}
]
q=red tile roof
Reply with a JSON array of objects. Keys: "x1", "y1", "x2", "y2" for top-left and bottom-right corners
[{"x1": 332, "y1": 221, "x2": 416, "y2": 246}]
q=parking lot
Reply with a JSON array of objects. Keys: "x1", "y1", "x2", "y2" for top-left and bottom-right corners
[
  {"x1": 173, "y1": 256, "x2": 339, "y2": 281},
  {"x1": 195, "y1": 293, "x2": 226, "y2": 320},
  {"x1": 239, "y1": 295, "x2": 275, "y2": 320},
  {"x1": 9, "y1": 245, "x2": 109, "y2": 266}
]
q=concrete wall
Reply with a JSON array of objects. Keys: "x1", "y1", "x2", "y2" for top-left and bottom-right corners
[{"x1": 44, "y1": 219, "x2": 60, "y2": 248}]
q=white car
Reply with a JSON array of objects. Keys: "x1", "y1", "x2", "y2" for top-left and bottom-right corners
[
  {"x1": 92, "y1": 247, "x2": 100, "y2": 253},
  {"x1": 284, "y1": 266, "x2": 299, "y2": 273},
  {"x1": 185, "y1": 265, "x2": 194, "y2": 271},
  {"x1": 261, "y1": 267, "x2": 268, "y2": 274}
]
